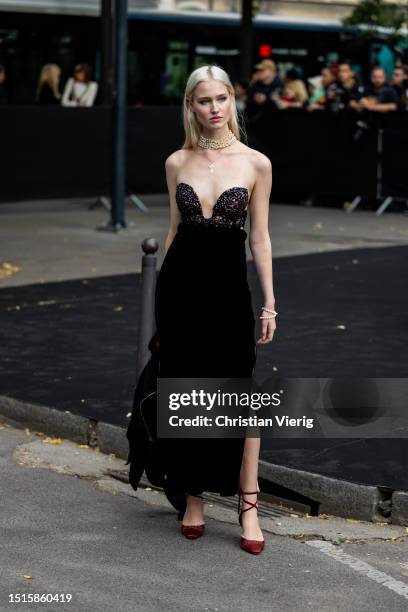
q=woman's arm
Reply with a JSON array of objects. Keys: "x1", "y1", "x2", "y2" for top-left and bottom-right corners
[
  {"x1": 61, "y1": 79, "x2": 76, "y2": 107},
  {"x1": 248, "y1": 153, "x2": 276, "y2": 344},
  {"x1": 163, "y1": 153, "x2": 182, "y2": 255},
  {"x1": 81, "y1": 82, "x2": 98, "y2": 107}
]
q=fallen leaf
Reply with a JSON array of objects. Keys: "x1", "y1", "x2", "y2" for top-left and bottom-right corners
[
  {"x1": 42, "y1": 437, "x2": 61, "y2": 444},
  {"x1": 0, "y1": 262, "x2": 21, "y2": 278}
]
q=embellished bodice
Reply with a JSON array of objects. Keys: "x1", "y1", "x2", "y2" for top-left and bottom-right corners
[{"x1": 176, "y1": 182, "x2": 248, "y2": 229}]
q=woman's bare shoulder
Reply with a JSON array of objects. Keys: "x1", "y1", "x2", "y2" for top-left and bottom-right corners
[
  {"x1": 165, "y1": 148, "x2": 190, "y2": 171},
  {"x1": 246, "y1": 145, "x2": 271, "y2": 169},
  {"x1": 237, "y1": 144, "x2": 272, "y2": 186},
  {"x1": 238, "y1": 142, "x2": 271, "y2": 168}
]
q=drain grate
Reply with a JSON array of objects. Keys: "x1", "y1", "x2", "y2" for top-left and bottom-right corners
[
  {"x1": 202, "y1": 491, "x2": 301, "y2": 519},
  {"x1": 136, "y1": 475, "x2": 303, "y2": 519}
]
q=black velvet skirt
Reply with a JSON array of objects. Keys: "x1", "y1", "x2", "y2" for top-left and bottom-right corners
[{"x1": 154, "y1": 221, "x2": 257, "y2": 496}]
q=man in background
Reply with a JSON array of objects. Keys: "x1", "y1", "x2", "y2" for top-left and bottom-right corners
[
  {"x1": 390, "y1": 65, "x2": 408, "y2": 111},
  {"x1": 326, "y1": 62, "x2": 364, "y2": 112},
  {"x1": 357, "y1": 67, "x2": 399, "y2": 113},
  {"x1": 246, "y1": 59, "x2": 283, "y2": 112}
]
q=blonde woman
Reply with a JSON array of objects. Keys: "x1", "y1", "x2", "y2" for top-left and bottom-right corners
[
  {"x1": 273, "y1": 68, "x2": 308, "y2": 109},
  {"x1": 35, "y1": 64, "x2": 61, "y2": 105},
  {"x1": 151, "y1": 64, "x2": 276, "y2": 554}
]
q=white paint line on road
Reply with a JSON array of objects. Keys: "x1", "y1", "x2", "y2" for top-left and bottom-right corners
[{"x1": 306, "y1": 540, "x2": 408, "y2": 600}]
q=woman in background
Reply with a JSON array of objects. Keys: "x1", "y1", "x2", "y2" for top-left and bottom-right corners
[
  {"x1": 61, "y1": 63, "x2": 98, "y2": 107},
  {"x1": 35, "y1": 64, "x2": 61, "y2": 105},
  {"x1": 273, "y1": 68, "x2": 308, "y2": 109}
]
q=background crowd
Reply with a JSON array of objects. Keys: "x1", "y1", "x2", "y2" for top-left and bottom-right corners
[
  {"x1": 0, "y1": 57, "x2": 407, "y2": 113},
  {"x1": 236, "y1": 58, "x2": 408, "y2": 114}
]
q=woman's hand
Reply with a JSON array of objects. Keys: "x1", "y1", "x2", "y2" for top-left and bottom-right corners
[{"x1": 257, "y1": 306, "x2": 276, "y2": 344}]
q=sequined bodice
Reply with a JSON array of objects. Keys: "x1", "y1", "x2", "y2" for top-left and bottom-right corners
[{"x1": 176, "y1": 182, "x2": 248, "y2": 229}]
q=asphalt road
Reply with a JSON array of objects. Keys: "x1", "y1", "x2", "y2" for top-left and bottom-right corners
[{"x1": 1, "y1": 423, "x2": 408, "y2": 612}]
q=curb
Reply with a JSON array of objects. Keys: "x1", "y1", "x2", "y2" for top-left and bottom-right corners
[
  {"x1": 258, "y1": 461, "x2": 385, "y2": 523},
  {"x1": 1, "y1": 394, "x2": 407, "y2": 526}
]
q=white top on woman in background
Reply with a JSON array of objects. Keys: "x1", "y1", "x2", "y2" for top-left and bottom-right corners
[{"x1": 61, "y1": 63, "x2": 98, "y2": 107}]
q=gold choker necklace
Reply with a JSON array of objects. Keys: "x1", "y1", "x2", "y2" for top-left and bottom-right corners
[{"x1": 198, "y1": 128, "x2": 237, "y2": 150}]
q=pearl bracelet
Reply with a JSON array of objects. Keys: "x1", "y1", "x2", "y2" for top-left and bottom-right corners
[{"x1": 261, "y1": 306, "x2": 278, "y2": 318}]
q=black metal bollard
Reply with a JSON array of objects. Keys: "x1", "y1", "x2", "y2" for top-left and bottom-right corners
[{"x1": 136, "y1": 237, "x2": 159, "y2": 378}]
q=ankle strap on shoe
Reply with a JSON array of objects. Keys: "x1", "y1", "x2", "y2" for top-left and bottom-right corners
[{"x1": 237, "y1": 490, "x2": 259, "y2": 515}]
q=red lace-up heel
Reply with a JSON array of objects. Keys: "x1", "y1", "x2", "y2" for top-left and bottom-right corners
[
  {"x1": 237, "y1": 489, "x2": 265, "y2": 554},
  {"x1": 180, "y1": 494, "x2": 205, "y2": 540}
]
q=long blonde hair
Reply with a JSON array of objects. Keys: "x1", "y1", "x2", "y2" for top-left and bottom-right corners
[
  {"x1": 36, "y1": 64, "x2": 61, "y2": 101},
  {"x1": 181, "y1": 64, "x2": 246, "y2": 149},
  {"x1": 285, "y1": 79, "x2": 308, "y2": 104}
]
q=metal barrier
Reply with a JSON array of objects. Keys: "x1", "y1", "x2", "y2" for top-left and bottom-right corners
[
  {"x1": 1, "y1": 107, "x2": 407, "y2": 207},
  {"x1": 345, "y1": 114, "x2": 408, "y2": 216}
]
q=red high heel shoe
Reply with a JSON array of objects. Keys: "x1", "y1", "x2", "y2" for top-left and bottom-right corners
[
  {"x1": 237, "y1": 489, "x2": 265, "y2": 554},
  {"x1": 181, "y1": 494, "x2": 205, "y2": 540}
]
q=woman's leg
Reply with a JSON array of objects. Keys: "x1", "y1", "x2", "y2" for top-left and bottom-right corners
[
  {"x1": 182, "y1": 494, "x2": 204, "y2": 526},
  {"x1": 239, "y1": 437, "x2": 264, "y2": 541}
]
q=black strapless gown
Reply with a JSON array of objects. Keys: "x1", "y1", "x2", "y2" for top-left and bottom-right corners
[{"x1": 153, "y1": 182, "x2": 257, "y2": 497}]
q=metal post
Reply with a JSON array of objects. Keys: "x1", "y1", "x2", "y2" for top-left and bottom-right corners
[
  {"x1": 375, "y1": 116, "x2": 394, "y2": 216},
  {"x1": 346, "y1": 196, "x2": 362, "y2": 213},
  {"x1": 100, "y1": 0, "x2": 114, "y2": 106},
  {"x1": 241, "y1": 0, "x2": 254, "y2": 81},
  {"x1": 136, "y1": 238, "x2": 159, "y2": 378},
  {"x1": 376, "y1": 124, "x2": 383, "y2": 202},
  {"x1": 110, "y1": 0, "x2": 128, "y2": 230}
]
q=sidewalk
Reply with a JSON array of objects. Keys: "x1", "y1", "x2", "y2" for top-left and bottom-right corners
[
  {"x1": 1, "y1": 420, "x2": 408, "y2": 612},
  {"x1": 1, "y1": 196, "x2": 408, "y2": 286},
  {"x1": 1, "y1": 197, "x2": 408, "y2": 523}
]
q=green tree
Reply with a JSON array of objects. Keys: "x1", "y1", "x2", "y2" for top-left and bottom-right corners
[{"x1": 342, "y1": 0, "x2": 406, "y2": 44}]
